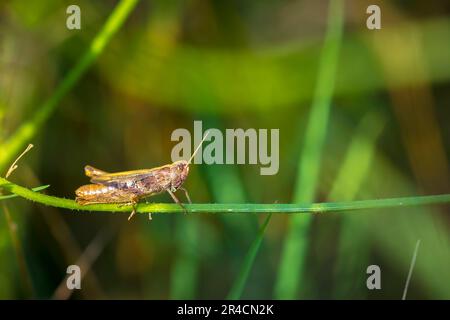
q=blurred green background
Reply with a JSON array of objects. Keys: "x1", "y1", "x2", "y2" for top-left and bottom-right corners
[{"x1": 0, "y1": 0, "x2": 449, "y2": 299}]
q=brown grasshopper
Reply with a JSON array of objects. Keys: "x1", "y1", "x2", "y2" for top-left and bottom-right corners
[{"x1": 75, "y1": 132, "x2": 209, "y2": 220}]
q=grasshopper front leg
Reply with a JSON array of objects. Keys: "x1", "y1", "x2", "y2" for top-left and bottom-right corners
[
  {"x1": 167, "y1": 189, "x2": 188, "y2": 214},
  {"x1": 178, "y1": 187, "x2": 192, "y2": 204}
]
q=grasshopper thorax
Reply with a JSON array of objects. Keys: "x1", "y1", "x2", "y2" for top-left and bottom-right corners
[{"x1": 170, "y1": 160, "x2": 189, "y2": 190}]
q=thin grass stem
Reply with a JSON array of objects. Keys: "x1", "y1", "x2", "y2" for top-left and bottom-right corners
[{"x1": 0, "y1": 177, "x2": 449, "y2": 214}]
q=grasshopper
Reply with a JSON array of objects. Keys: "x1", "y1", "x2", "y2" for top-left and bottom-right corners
[{"x1": 75, "y1": 132, "x2": 209, "y2": 220}]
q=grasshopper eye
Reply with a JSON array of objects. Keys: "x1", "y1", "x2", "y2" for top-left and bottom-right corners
[
  {"x1": 178, "y1": 160, "x2": 188, "y2": 171},
  {"x1": 179, "y1": 162, "x2": 188, "y2": 174}
]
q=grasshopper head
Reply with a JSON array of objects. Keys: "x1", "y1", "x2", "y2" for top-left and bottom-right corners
[
  {"x1": 170, "y1": 160, "x2": 189, "y2": 190},
  {"x1": 169, "y1": 131, "x2": 208, "y2": 191}
]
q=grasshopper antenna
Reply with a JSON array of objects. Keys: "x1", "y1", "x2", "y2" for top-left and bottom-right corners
[{"x1": 187, "y1": 131, "x2": 210, "y2": 165}]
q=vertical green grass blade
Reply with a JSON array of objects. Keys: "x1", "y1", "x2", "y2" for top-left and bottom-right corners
[
  {"x1": 201, "y1": 117, "x2": 257, "y2": 241},
  {"x1": 329, "y1": 112, "x2": 386, "y2": 298},
  {"x1": 227, "y1": 213, "x2": 272, "y2": 300},
  {"x1": 1, "y1": 204, "x2": 34, "y2": 297},
  {"x1": 329, "y1": 112, "x2": 386, "y2": 200},
  {"x1": 274, "y1": 0, "x2": 344, "y2": 299},
  {"x1": 170, "y1": 217, "x2": 200, "y2": 299},
  {"x1": 0, "y1": 0, "x2": 139, "y2": 172}
]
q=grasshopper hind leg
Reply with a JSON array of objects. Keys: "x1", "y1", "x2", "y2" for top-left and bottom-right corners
[
  {"x1": 122, "y1": 201, "x2": 152, "y2": 221},
  {"x1": 75, "y1": 184, "x2": 142, "y2": 221},
  {"x1": 127, "y1": 203, "x2": 137, "y2": 221},
  {"x1": 126, "y1": 196, "x2": 155, "y2": 221},
  {"x1": 126, "y1": 196, "x2": 141, "y2": 221}
]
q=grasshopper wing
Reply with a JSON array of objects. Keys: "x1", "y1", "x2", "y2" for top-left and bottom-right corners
[
  {"x1": 84, "y1": 165, "x2": 109, "y2": 178},
  {"x1": 89, "y1": 164, "x2": 171, "y2": 185}
]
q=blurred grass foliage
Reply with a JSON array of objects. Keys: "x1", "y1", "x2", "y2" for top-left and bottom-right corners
[
  {"x1": 275, "y1": 0, "x2": 344, "y2": 299},
  {"x1": 330, "y1": 111, "x2": 386, "y2": 299},
  {"x1": 98, "y1": 19, "x2": 450, "y2": 113},
  {"x1": 0, "y1": 0, "x2": 449, "y2": 299}
]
